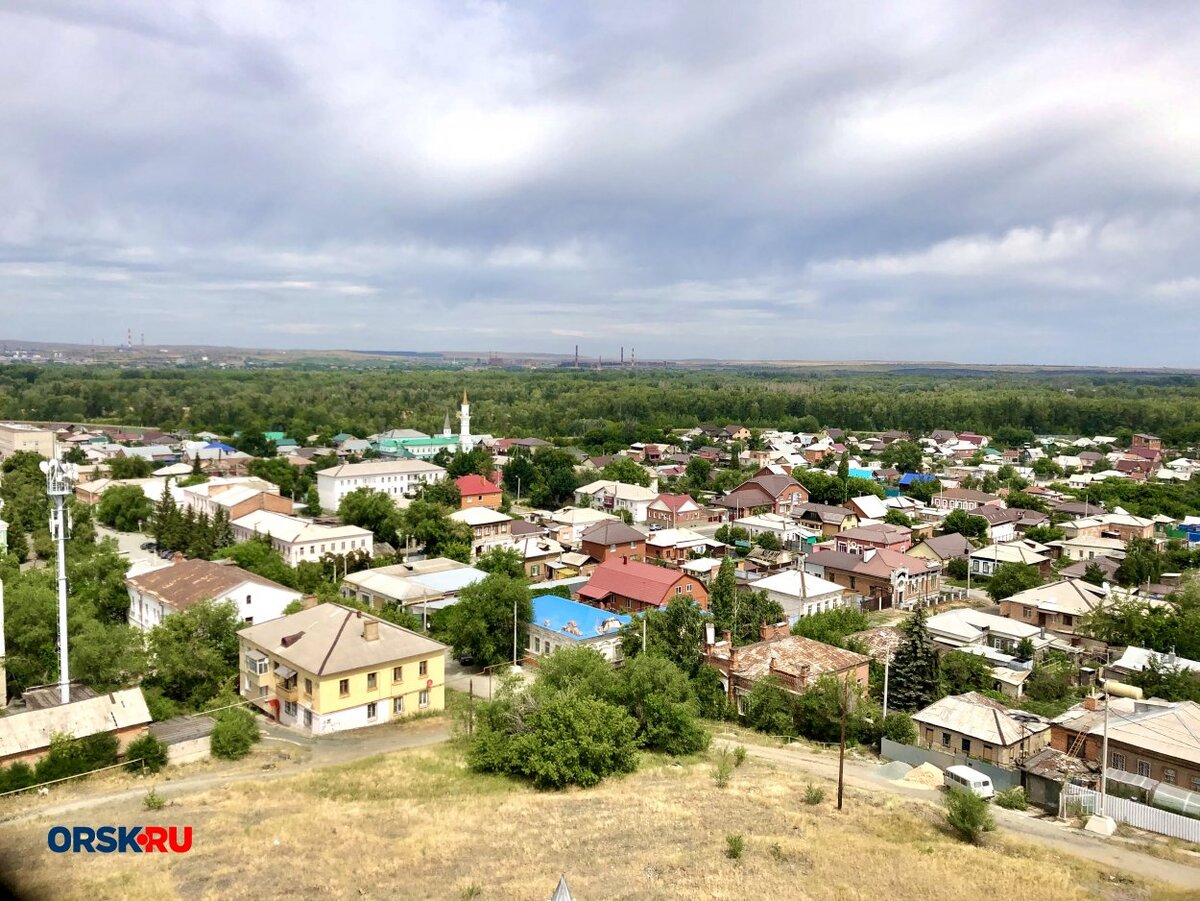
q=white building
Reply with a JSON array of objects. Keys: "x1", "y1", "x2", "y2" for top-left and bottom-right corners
[
  {"x1": 752, "y1": 569, "x2": 850, "y2": 623},
  {"x1": 547, "y1": 507, "x2": 619, "y2": 546},
  {"x1": 527, "y1": 593, "x2": 630, "y2": 662},
  {"x1": 231, "y1": 510, "x2": 374, "y2": 566},
  {"x1": 573, "y1": 480, "x2": 658, "y2": 523},
  {"x1": 316, "y1": 459, "x2": 446, "y2": 513},
  {"x1": 125, "y1": 556, "x2": 302, "y2": 630},
  {"x1": 734, "y1": 512, "x2": 812, "y2": 545},
  {"x1": 449, "y1": 507, "x2": 513, "y2": 559}
]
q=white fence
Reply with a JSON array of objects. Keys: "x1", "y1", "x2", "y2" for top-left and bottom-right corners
[{"x1": 1062, "y1": 784, "x2": 1200, "y2": 843}]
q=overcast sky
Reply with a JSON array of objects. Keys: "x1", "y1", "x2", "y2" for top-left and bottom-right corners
[{"x1": 2, "y1": 2, "x2": 1199, "y2": 365}]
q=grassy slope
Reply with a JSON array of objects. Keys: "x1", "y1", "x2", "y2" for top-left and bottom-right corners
[{"x1": 0, "y1": 743, "x2": 1186, "y2": 901}]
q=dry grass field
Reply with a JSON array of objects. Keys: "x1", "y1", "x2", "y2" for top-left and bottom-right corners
[{"x1": 0, "y1": 743, "x2": 1188, "y2": 901}]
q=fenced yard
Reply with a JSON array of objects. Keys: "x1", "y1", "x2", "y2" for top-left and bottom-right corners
[{"x1": 1062, "y1": 783, "x2": 1200, "y2": 843}]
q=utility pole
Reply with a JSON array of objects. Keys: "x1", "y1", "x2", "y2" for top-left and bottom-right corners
[
  {"x1": 882, "y1": 658, "x2": 890, "y2": 718},
  {"x1": 837, "y1": 676, "x2": 852, "y2": 810}
]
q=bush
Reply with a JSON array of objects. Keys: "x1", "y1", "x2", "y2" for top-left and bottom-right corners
[
  {"x1": 35, "y1": 732, "x2": 119, "y2": 783},
  {"x1": 143, "y1": 788, "x2": 166, "y2": 811},
  {"x1": 0, "y1": 761, "x2": 36, "y2": 794},
  {"x1": 945, "y1": 788, "x2": 995, "y2": 843},
  {"x1": 742, "y1": 676, "x2": 796, "y2": 737},
  {"x1": 125, "y1": 733, "x2": 170, "y2": 774},
  {"x1": 945, "y1": 557, "x2": 968, "y2": 580},
  {"x1": 725, "y1": 833, "x2": 745, "y2": 860},
  {"x1": 713, "y1": 749, "x2": 733, "y2": 788},
  {"x1": 880, "y1": 712, "x2": 917, "y2": 745},
  {"x1": 733, "y1": 745, "x2": 747, "y2": 767},
  {"x1": 142, "y1": 687, "x2": 182, "y2": 722},
  {"x1": 994, "y1": 787, "x2": 1028, "y2": 811},
  {"x1": 209, "y1": 709, "x2": 261, "y2": 760},
  {"x1": 691, "y1": 665, "x2": 732, "y2": 720},
  {"x1": 803, "y1": 783, "x2": 825, "y2": 805}
]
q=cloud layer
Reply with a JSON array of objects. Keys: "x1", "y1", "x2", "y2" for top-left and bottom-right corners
[{"x1": 1, "y1": 1, "x2": 1199, "y2": 365}]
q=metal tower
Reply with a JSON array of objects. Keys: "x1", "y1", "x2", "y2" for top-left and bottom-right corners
[{"x1": 41, "y1": 458, "x2": 77, "y2": 705}]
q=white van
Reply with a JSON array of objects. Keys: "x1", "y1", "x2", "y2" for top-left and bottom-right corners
[{"x1": 944, "y1": 765, "x2": 995, "y2": 799}]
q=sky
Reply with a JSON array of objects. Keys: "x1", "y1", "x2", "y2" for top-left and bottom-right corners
[{"x1": 1, "y1": 1, "x2": 1199, "y2": 366}]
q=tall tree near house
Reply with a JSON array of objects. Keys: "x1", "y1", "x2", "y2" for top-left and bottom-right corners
[
  {"x1": 211, "y1": 506, "x2": 234, "y2": 550},
  {"x1": 152, "y1": 479, "x2": 183, "y2": 550},
  {"x1": 941, "y1": 509, "x2": 988, "y2": 540},
  {"x1": 708, "y1": 556, "x2": 737, "y2": 629},
  {"x1": 888, "y1": 607, "x2": 941, "y2": 712},
  {"x1": 1116, "y1": 537, "x2": 1163, "y2": 588},
  {"x1": 600, "y1": 456, "x2": 652, "y2": 487}
]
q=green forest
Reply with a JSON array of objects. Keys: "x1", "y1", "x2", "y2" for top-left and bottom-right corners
[{"x1": 2, "y1": 365, "x2": 1200, "y2": 445}]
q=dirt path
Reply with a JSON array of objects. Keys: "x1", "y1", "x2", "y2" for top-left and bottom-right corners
[{"x1": 715, "y1": 737, "x2": 1200, "y2": 891}]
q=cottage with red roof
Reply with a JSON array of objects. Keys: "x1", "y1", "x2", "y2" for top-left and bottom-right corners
[
  {"x1": 646, "y1": 493, "x2": 703, "y2": 528},
  {"x1": 578, "y1": 557, "x2": 709, "y2": 614},
  {"x1": 455, "y1": 474, "x2": 503, "y2": 511}
]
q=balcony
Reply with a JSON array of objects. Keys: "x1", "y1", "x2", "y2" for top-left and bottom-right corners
[{"x1": 276, "y1": 680, "x2": 299, "y2": 701}]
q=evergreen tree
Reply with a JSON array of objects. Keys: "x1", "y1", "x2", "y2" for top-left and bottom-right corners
[
  {"x1": 191, "y1": 510, "x2": 214, "y2": 559},
  {"x1": 152, "y1": 479, "x2": 180, "y2": 549},
  {"x1": 180, "y1": 506, "x2": 197, "y2": 555},
  {"x1": 888, "y1": 607, "x2": 941, "y2": 712},
  {"x1": 211, "y1": 507, "x2": 234, "y2": 550},
  {"x1": 709, "y1": 556, "x2": 737, "y2": 628}
]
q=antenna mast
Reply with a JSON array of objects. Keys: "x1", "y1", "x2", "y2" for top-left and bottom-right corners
[{"x1": 42, "y1": 459, "x2": 77, "y2": 705}]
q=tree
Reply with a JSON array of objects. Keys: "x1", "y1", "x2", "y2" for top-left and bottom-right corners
[
  {"x1": 96, "y1": 484, "x2": 153, "y2": 531},
  {"x1": 714, "y1": 525, "x2": 748, "y2": 546},
  {"x1": 708, "y1": 556, "x2": 737, "y2": 629},
  {"x1": 108, "y1": 455, "x2": 153, "y2": 479},
  {"x1": 338, "y1": 488, "x2": 400, "y2": 545},
  {"x1": 752, "y1": 531, "x2": 782, "y2": 551},
  {"x1": 742, "y1": 676, "x2": 796, "y2": 736},
  {"x1": 888, "y1": 607, "x2": 940, "y2": 712},
  {"x1": 302, "y1": 485, "x2": 322, "y2": 516},
  {"x1": 215, "y1": 537, "x2": 296, "y2": 587},
  {"x1": 1015, "y1": 637, "x2": 1035, "y2": 662},
  {"x1": 600, "y1": 456, "x2": 651, "y2": 487},
  {"x1": 940, "y1": 650, "x2": 993, "y2": 695},
  {"x1": 619, "y1": 597, "x2": 708, "y2": 676},
  {"x1": 881, "y1": 711, "x2": 917, "y2": 744},
  {"x1": 883, "y1": 509, "x2": 913, "y2": 527},
  {"x1": 611, "y1": 654, "x2": 709, "y2": 755},
  {"x1": 945, "y1": 557, "x2": 968, "y2": 579},
  {"x1": 144, "y1": 599, "x2": 241, "y2": 707},
  {"x1": 1127, "y1": 656, "x2": 1200, "y2": 703},
  {"x1": 986, "y1": 563, "x2": 1043, "y2": 601},
  {"x1": 209, "y1": 707, "x2": 261, "y2": 760},
  {"x1": 1004, "y1": 491, "x2": 1048, "y2": 514},
  {"x1": 62, "y1": 445, "x2": 88, "y2": 465},
  {"x1": 416, "y1": 477, "x2": 461, "y2": 508},
  {"x1": 945, "y1": 788, "x2": 995, "y2": 844},
  {"x1": 446, "y1": 446, "x2": 494, "y2": 479},
  {"x1": 248, "y1": 457, "x2": 299, "y2": 498},
  {"x1": 880, "y1": 441, "x2": 923, "y2": 475},
  {"x1": 124, "y1": 733, "x2": 170, "y2": 773},
  {"x1": 685, "y1": 457, "x2": 713, "y2": 492},
  {"x1": 476, "y1": 546, "x2": 526, "y2": 579},
  {"x1": 501, "y1": 452, "x2": 536, "y2": 498},
  {"x1": 70, "y1": 619, "x2": 147, "y2": 691},
  {"x1": 152, "y1": 480, "x2": 182, "y2": 550},
  {"x1": 1116, "y1": 537, "x2": 1163, "y2": 588},
  {"x1": 233, "y1": 431, "x2": 275, "y2": 458},
  {"x1": 399, "y1": 498, "x2": 472, "y2": 559},
  {"x1": 1022, "y1": 525, "x2": 1064, "y2": 544},
  {"x1": 714, "y1": 588, "x2": 785, "y2": 646},
  {"x1": 790, "y1": 608, "x2": 870, "y2": 647},
  {"x1": 1081, "y1": 562, "x2": 1108, "y2": 586},
  {"x1": 441, "y1": 573, "x2": 532, "y2": 667},
  {"x1": 942, "y1": 509, "x2": 988, "y2": 540}
]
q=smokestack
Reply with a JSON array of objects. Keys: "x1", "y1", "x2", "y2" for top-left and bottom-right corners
[
  {"x1": 574, "y1": 345, "x2": 579, "y2": 368},
  {"x1": 621, "y1": 346, "x2": 624, "y2": 364}
]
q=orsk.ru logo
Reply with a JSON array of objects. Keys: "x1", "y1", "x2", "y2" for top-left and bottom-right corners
[{"x1": 47, "y1": 825, "x2": 193, "y2": 853}]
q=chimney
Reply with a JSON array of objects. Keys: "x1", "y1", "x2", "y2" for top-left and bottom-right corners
[
  {"x1": 1082, "y1": 695, "x2": 1099, "y2": 711},
  {"x1": 363, "y1": 620, "x2": 379, "y2": 641}
]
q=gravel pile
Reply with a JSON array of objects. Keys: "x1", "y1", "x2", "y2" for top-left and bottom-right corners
[{"x1": 876, "y1": 760, "x2": 913, "y2": 781}]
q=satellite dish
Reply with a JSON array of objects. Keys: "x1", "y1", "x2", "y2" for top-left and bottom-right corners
[{"x1": 39, "y1": 461, "x2": 50, "y2": 474}]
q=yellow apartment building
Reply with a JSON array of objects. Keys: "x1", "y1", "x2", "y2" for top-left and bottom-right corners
[{"x1": 238, "y1": 603, "x2": 448, "y2": 735}]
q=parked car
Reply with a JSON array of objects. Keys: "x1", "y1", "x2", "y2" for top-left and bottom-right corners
[
  {"x1": 458, "y1": 653, "x2": 475, "y2": 666},
  {"x1": 140, "y1": 541, "x2": 157, "y2": 551},
  {"x1": 944, "y1": 765, "x2": 995, "y2": 799}
]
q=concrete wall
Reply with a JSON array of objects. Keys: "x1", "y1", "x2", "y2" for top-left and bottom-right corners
[
  {"x1": 880, "y1": 737, "x2": 1022, "y2": 791},
  {"x1": 166, "y1": 736, "x2": 212, "y2": 766}
]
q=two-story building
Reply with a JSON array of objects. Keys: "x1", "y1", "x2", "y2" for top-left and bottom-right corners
[
  {"x1": 230, "y1": 510, "x2": 374, "y2": 566},
  {"x1": 793, "y1": 503, "x2": 858, "y2": 538},
  {"x1": 526, "y1": 594, "x2": 630, "y2": 662},
  {"x1": 316, "y1": 459, "x2": 446, "y2": 513},
  {"x1": 805, "y1": 547, "x2": 941, "y2": 611},
  {"x1": 714, "y1": 475, "x2": 809, "y2": 519},
  {"x1": 238, "y1": 604, "x2": 448, "y2": 735},
  {"x1": 833, "y1": 523, "x2": 912, "y2": 554},
  {"x1": 448, "y1": 507, "x2": 513, "y2": 560},
  {"x1": 455, "y1": 474, "x2": 503, "y2": 511},
  {"x1": 931, "y1": 488, "x2": 1003, "y2": 513},
  {"x1": 644, "y1": 527, "x2": 725, "y2": 565},
  {"x1": 645, "y1": 493, "x2": 704, "y2": 528},
  {"x1": 573, "y1": 480, "x2": 659, "y2": 523},
  {"x1": 579, "y1": 520, "x2": 646, "y2": 565}
]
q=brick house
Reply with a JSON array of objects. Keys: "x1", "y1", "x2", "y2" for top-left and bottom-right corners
[
  {"x1": 1052, "y1": 698, "x2": 1200, "y2": 792},
  {"x1": 931, "y1": 488, "x2": 1003, "y2": 513},
  {"x1": 1131, "y1": 433, "x2": 1162, "y2": 451},
  {"x1": 703, "y1": 623, "x2": 870, "y2": 713},
  {"x1": 806, "y1": 547, "x2": 942, "y2": 611},
  {"x1": 646, "y1": 493, "x2": 704, "y2": 528},
  {"x1": 833, "y1": 523, "x2": 912, "y2": 554},
  {"x1": 577, "y1": 557, "x2": 709, "y2": 614},
  {"x1": 913, "y1": 692, "x2": 1050, "y2": 766},
  {"x1": 714, "y1": 475, "x2": 809, "y2": 518},
  {"x1": 455, "y1": 474, "x2": 503, "y2": 511},
  {"x1": 579, "y1": 520, "x2": 646, "y2": 564},
  {"x1": 644, "y1": 527, "x2": 725, "y2": 565},
  {"x1": 0, "y1": 688, "x2": 152, "y2": 767},
  {"x1": 998, "y1": 579, "x2": 1110, "y2": 648},
  {"x1": 794, "y1": 502, "x2": 858, "y2": 538},
  {"x1": 1061, "y1": 512, "x2": 1155, "y2": 544}
]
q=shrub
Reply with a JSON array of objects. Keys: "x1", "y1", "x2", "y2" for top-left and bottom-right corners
[
  {"x1": 0, "y1": 761, "x2": 36, "y2": 794},
  {"x1": 210, "y1": 709, "x2": 261, "y2": 760},
  {"x1": 803, "y1": 783, "x2": 825, "y2": 805},
  {"x1": 125, "y1": 733, "x2": 170, "y2": 774},
  {"x1": 35, "y1": 732, "x2": 118, "y2": 783},
  {"x1": 994, "y1": 787, "x2": 1028, "y2": 811},
  {"x1": 881, "y1": 712, "x2": 917, "y2": 745},
  {"x1": 142, "y1": 687, "x2": 181, "y2": 722},
  {"x1": 725, "y1": 833, "x2": 745, "y2": 860},
  {"x1": 713, "y1": 750, "x2": 733, "y2": 788},
  {"x1": 742, "y1": 676, "x2": 796, "y2": 737},
  {"x1": 143, "y1": 788, "x2": 166, "y2": 811},
  {"x1": 945, "y1": 788, "x2": 996, "y2": 843},
  {"x1": 733, "y1": 745, "x2": 747, "y2": 767}
]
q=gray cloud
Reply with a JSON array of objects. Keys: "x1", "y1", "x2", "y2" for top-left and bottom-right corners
[{"x1": 1, "y1": 0, "x2": 1199, "y2": 364}]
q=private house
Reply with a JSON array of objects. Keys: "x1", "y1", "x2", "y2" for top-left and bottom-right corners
[
  {"x1": 506, "y1": 535, "x2": 566, "y2": 581},
  {"x1": 1051, "y1": 697, "x2": 1200, "y2": 791},
  {"x1": 931, "y1": 488, "x2": 1003, "y2": 513},
  {"x1": 1059, "y1": 536, "x2": 1128, "y2": 562},
  {"x1": 752, "y1": 569, "x2": 850, "y2": 623},
  {"x1": 579, "y1": 520, "x2": 646, "y2": 564},
  {"x1": 1061, "y1": 510, "x2": 1155, "y2": 544},
  {"x1": 644, "y1": 528, "x2": 726, "y2": 564},
  {"x1": 913, "y1": 692, "x2": 1050, "y2": 766},
  {"x1": 924, "y1": 607, "x2": 1056, "y2": 660},
  {"x1": 805, "y1": 548, "x2": 941, "y2": 611},
  {"x1": 238, "y1": 604, "x2": 448, "y2": 735},
  {"x1": 448, "y1": 507, "x2": 513, "y2": 559},
  {"x1": 573, "y1": 480, "x2": 658, "y2": 523},
  {"x1": 704, "y1": 625, "x2": 870, "y2": 713},
  {"x1": 794, "y1": 503, "x2": 858, "y2": 538},
  {"x1": 908, "y1": 532, "x2": 973, "y2": 565},
  {"x1": 833, "y1": 523, "x2": 912, "y2": 554},
  {"x1": 846, "y1": 494, "x2": 888, "y2": 522},
  {"x1": 714, "y1": 475, "x2": 809, "y2": 518},
  {"x1": 125, "y1": 555, "x2": 303, "y2": 631},
  {"x1": 646, "y1": 493, "x2": 704, "y2": 528},
  {"x1": 0, "y1": 688, "x2": 151, "y2": 767},
  {"x1": 968, "y1": 539, "x2": 1053, "y2": 578},
  {"x1": 734, "y1": 512, "x2": 811, "y2": 546},
  {"x1": 455, "y1": 474, "x2": 503, "y2": 511},
  {"x1": 526, "y1": 594, "x2": 630, "y2": 663},
  {"x1": 1059, "y1": 555, "x2": 1121, "y2": 582},
  {"x1": 546, "y1": 507, "x2": 618, "y2": 546},
  {"x1": 975, "y1": 506, "x2": 1022, "y2": 544},
  {"x1": 722, "y1": 425, "x2": 751, "y2": 442},
  {"x1": 577, "y1": 557, "x2": 709, "y2": 614},
  {"x1": 1105, "y1": 647, "x2": 1200, "y2": 681},
  {"x1": 340, "y1": 558, "x2": 486, "y2": 611},
  {"x1": 1131, "y1": 433, "x2": 1163, "y2": 451},
  {"x1": 315, "y1": 459, "x2": 446, "y2": 513},
  {"x1": 230, "y1": 510, "x2": 375, "y2": 566},
  {"x1": 998, "y1": 579, "x2": 1112, "y2": 649}
]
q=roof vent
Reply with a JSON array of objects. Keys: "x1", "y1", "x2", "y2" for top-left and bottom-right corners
[{"x1": 281, "y1": 631, "x2": 305, "y2": 648}]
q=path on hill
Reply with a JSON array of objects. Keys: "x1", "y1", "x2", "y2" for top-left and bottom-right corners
[{"x1": 714, "y1": 737, "x2": 1200, "y2": 891}]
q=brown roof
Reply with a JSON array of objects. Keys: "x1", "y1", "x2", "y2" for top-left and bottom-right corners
[
  {"x1": 796, "y1": 502, "x2": 855, "y2": 524},
  {"x1": 580, "y1": 521, "x2": 646, "y2": 546},
  {"x1": 714, "y1": 484, "x2": 776, "y2": 511},
  {"x1": 914, "y1": 533, "x2": 972, "y2": 560},
  {"x1": 810, "y1": 547, "x2": 938, "y2": 579},
  {"x1": 716, "y1": 634, "x2": 868, "y2": 682},
  {"x1": 836, "y1": 523, "x2": 911, "y2": 542},
  {"x1": 845, "y1": 626, "x2": 904, "y2": 663},
  {"x1": 977, "y1": 506, "x2": 1021, "y2": 525},
  {"x1": 126, "y1": 558, "x2": 295, "y2": 612},
  {"x1": 939, "y1": 488, "x2": 1000, "y2": 503},
  {"x1": 577, "y1": 558, "x2": 696, "y2": 607}
]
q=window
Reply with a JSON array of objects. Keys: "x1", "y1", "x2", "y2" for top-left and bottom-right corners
[
  {"x1": 1192, "y1": 778, "x2": 1200, "y2": 792},
  {"x1": 259, "y1": 686, "x2": 269, "y2": 698},
  {"x1": 676, "y1": 586, "x2": 682, "y2": 595},
  {"x1": 284, "y1": 700, "x2": 297, "y2": 717},
  {"x1": 609, "y1": 544, "x2": 617, "y2": 552},
  {"x1": 419, "y1": 660, "x2": 428, "y2": 676},
  {"x1": 941, "y1": 732, "x2": 951, "y2": 747},
  {"x1": 849, "y1": 576, "x2": 857, "y2": 590},
  {"x1": 393, "y1": 697, "x2": 404, "y2": 715},
  {"x1": 1164, "y1": 768, "x2": 1177, "y2": 785},
  {"x1": 245, "y1": 594, "x2": 252, "y2": 605},
  {"x1": 392, "y1": 666, "x2": 403, "y2": 682},
  {"x1": 685, "y1": 583, "x2": 692, "y2": 592},
  {"x1": 247, "y1": 655, "x2": 270, "y2": 676},
  {"x1": 630, "y1": 542, "x2": 637, "y2": 549},
  {"x1": 367, "y1": 702, "x2": 378, "y2": 719},
  {"x1": 304, "y1": 709, "x2": 312, "y2": 728},
  {"x1": 339, "y1": 678, "x2": 350, "y2": 697},
  {"x1": 960, "y1": 737, "x2": 971, "y2": 753},
  {"x1": 304, "y1": 678, "x2": 312, "y2": 696},
  {"x1": 1111, "y1": 752, "x2": 1126, "y2": 770},
  {"x1": 419, "y1": 690, "x2": 430, "y2": 708},
  {"x1": 530, "y1": 564, "x2": 540, "y2": 577},
  {"x1": 1137, "y1": 760, "x2": 1151, "y2": 778},
  {"x1": 367, "y1": 672, "x2": 377, "y2": 690},
  {"x1": 1022, "y1": 606, "x2": 1033, "y2": 618},
  {"x1": 534, "y1": 636, "x2": 541, "y2": 652}
]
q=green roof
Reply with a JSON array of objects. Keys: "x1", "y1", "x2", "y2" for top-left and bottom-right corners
[{"x1": 263, "y1": 431, "x2": 285, "y2": 441}]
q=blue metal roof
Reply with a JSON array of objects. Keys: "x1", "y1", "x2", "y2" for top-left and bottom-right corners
[
  {"x1": 847, "y1": 468, "x2": 875, "y2": 480},
  {"x1": 531, "y1": 594, "x2": 630, "y2": 641},
  {"x1": 898, "y1": 472, "x2": 937, "y2": 485}
]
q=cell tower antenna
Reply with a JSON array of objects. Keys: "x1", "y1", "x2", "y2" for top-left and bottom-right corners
[{"x1": 40, "y1": 459, "x2": 77, "y2": 705}]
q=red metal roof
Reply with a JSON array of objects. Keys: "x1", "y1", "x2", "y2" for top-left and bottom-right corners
[
  {"x1": 455, "y1": 474, "x2": 502, "y2": 495},
  {"x1": 653, "y1": 493, "x2": 696, "y2": 512},
  {"x1": 578, "y1": 558, "x2": 691, "y2": 607}
]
